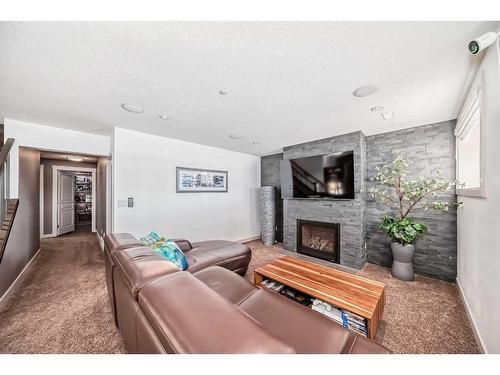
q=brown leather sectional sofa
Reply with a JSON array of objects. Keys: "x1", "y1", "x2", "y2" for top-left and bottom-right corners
[
  {"x1": 104, "y1": 233, "x2": 389, "y2": 354},
  {"x1": 104, "y1": 233, "x2": 251, "y2": 325}
]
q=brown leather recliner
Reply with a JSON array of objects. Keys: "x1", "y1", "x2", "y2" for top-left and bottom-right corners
[
  {"x1": 193, "y1": 267, "x2": 389, "y2": 354},
  {"x1": 104, "y1": 233, "x2": 252, "y2": 327},
  {"x1": 110, "y1": 241, "x2": 389, "y2": 354}
]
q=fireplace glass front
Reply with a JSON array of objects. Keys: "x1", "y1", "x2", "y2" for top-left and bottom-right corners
[{"x1": 296, "y1": 219, "x2": 340, "y2": 263}]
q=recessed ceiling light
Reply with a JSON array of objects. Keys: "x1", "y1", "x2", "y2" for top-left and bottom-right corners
[
  {"x1": 353, "y1": 85, "x2": 379, "y2": 98},
  {"x1": 370, "y1": 106, "x2": 384, "y2": 112},
  {"x1": 381, "y1": 111, "x2": 395, "y2": 120},
  {"x1": 158, "y1": 114, "x2": 170, "y2": 120},
  {"x1": 67, "y1": 155, "x2": 84, "y2": 162},
  {"x1": 252, "y1": 141, "x2": 261, "y2": 145},
  {"x1": 219, "y1": 90, "x2": 229, "y2": 95},
  {"x1": 121, "y1": 103, "x2": 144, "y2": 113},
  {"x1": 229, "y1": 134, "x2": 242, "y2": 140}
]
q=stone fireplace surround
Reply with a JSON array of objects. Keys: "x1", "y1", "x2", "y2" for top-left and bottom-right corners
[{"x1": 283, "y1": 131, "x2": 367, "y2": 269}]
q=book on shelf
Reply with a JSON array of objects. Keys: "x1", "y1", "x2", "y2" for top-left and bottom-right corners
[
  {"x1": 312, "y1": 299, "x2": 343, "y2": 324},
  {"x1": 312, "y1": 298, "x2": 368, "y2": 336},
  {"x1": 259, "y1": 281, "x2": 368, "y2": 336},
  {"x1": 260, "y1": 279, "x2": 311, "y2": 305},
  {"x1": 260, "y1": 279, "x2": 285, "y2": 293}
]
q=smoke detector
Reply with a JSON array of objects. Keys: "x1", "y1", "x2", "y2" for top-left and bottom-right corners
[
  {"x1": 121, "y1": 103, "x2": 144, "y2": 113},
  {"x1": 353, "y1": 85, "x2": 379, "y2": 97}
]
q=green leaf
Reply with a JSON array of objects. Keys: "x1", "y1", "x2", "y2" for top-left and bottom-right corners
[{"x1": 378, "y1": 216, "x2": 426, "y2": 245}]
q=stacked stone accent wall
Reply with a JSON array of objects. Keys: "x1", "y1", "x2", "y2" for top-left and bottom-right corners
[
  {"x1": 366, "y1": 121, "x2": 457, "y2": 281},
  {"x1": 261, "y1": 121, "x2": 458, "y2": 280}
]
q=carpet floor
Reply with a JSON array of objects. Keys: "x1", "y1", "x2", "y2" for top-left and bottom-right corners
[
  {"x1": 244, "y1": 240, "x2": 480, "y2": 354},
  {"x1": 0, "y1": 231, "x2": 125, "y2": 353},
  {"x1": 0, "y1": 234, "x2": 479, "y2": 354}
]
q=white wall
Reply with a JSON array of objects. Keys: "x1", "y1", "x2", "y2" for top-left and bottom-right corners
[
  {"x1": 457, "y1": 40, "x2": 500, "y2": 353},
  {"x1": 112, "y1": 127, "x2": 261, "y2": 242},
  {"x1": 4, "y1": 119, "x2": 110, "y2": 198}
]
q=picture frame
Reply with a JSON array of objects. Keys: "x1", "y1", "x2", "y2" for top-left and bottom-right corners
[{"x1": 176, "y1": 167, "x2": 228, "y2": 193}]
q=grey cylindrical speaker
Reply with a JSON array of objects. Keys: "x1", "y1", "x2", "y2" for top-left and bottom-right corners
[{"x1": 259, "y1": 186, "x2": 276, "y2": 246}]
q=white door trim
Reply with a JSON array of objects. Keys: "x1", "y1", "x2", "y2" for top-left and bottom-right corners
[
  {"x1": 40, "y1": 165, "x2": 56, "y2": 238},
  {"x1": 106, "y1": 157, "x2": 113, "y2": 235},
  {"x1": 52, "y1": 165, "x2": 97, "y2": 235},
  {"x1": 39, "y1": 164, "x2": 44, "y2": 237}
]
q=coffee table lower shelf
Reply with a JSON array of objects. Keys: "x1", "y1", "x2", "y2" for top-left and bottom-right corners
[{"x1": 253, "y1": 256, "x2": 386, "y2": 339}]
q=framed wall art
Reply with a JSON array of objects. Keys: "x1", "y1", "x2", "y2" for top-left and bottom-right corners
[{"x1": 176, "y1": 167, "x2": 228, "y2": 193}]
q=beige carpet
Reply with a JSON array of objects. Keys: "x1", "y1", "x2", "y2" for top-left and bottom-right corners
[
  {"x1": 0, "y1": 235, "x2": 479, "y2": 354},
  {"x1": 358, "y1": 263, "x2": 479, "y2": 354},
  {"x1": 0, "y1": 231, "x2": 126, "y2": 354},
  {"x1": 244, "y1": 239, "x2": 480, "y2": 354}
]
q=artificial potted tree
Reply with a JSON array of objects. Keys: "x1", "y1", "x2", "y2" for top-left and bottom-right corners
[{"x1": 369, "y1": 153, "x2": 461, "y2": 281}]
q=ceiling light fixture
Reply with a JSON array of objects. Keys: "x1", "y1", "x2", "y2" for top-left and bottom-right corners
[
  {"x1": 67, "y1": 155, "x2": 84, "y2": 162},
  {"x1": 353, "y1": 85, "x2": 379, "y2": 98},
  {"x1": 121, "y1": 103, "x2": 144, "y2": 113},
  {"x1": 158, "y1": 114, "x2": 170, "y2": 120},
  {"x1": 370, "y1": 106, "x2": 384, "y2": 112},
  {"x1": 381, "y1": 111, "x2": 395, "y2": 120},
  {"x1": 229, "y1": 134, "x2": 242, "y2": 140},
  {"x1": 219, "y1": 90, "x2": 229, "y2": 95},
  {"x1": 252, "y1": 141, "x2": 261, "y2": 145}
]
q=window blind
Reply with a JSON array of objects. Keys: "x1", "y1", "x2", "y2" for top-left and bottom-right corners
[{"x1": 455, "y1": 74, "x2": 483, "y2": 139}]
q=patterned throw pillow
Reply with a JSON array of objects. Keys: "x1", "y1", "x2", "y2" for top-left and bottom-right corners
[
  {"x1": 140, "y1": 231, "x2": 189, "y2": 270},
  {"x1": 156, "y1": 240, "x2": 189, "y2": 270},
  {"x1": 140, "y1": 231, "x2": 165, "y2": 249}
]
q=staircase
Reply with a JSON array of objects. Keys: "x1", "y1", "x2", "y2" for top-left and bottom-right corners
[
  {"x1": 290, "y1": 160, "x2": 325, "y2": 196},
  {"x1": 0, "y1": 199, "x2": 19, "y2": 238},
  {"x1": 0, "y1": 138, "x2": 17, "y2": 264}
]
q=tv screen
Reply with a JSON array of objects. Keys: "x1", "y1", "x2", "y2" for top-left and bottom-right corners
[{"x1": 286, "y1": 151, "x2": 354, "y2": 199}]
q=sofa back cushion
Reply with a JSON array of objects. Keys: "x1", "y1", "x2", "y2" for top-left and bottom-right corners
[
  {"x1": 112, "y1": 246, "x2": 180, "y2": 298},
  {"x1": 104, "y1": 233, "x2": 143, "y2": 253}
]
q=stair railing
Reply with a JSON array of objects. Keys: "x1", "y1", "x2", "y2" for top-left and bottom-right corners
[
  {"x1": 0, "y1": 138, "x2": 14, "y2": 223},
  {"x1": 0, "y1": 138, "x2": 15, "y2": 263}
]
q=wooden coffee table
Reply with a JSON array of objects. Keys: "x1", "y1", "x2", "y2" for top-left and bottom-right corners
[{"x1": 254, "y1": 256, "x2": 386, "y2": 339}]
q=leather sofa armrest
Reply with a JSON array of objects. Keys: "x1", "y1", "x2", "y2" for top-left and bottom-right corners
[{"x1": 171, "y1": 238, "x2": 193, "y2": 252}]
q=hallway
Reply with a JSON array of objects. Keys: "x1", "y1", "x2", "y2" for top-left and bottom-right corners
[{"x1": 0, "y1": 232, "x2": 125, "y2": 353}]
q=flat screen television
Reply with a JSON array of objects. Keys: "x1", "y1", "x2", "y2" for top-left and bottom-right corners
[{"x1": 281, "y1": 151, "x2": 354, "y2": 199}]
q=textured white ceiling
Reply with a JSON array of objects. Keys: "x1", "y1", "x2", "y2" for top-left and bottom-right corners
[{"x1": 1, "y1": 21, "x2": 498, "y2": 155}]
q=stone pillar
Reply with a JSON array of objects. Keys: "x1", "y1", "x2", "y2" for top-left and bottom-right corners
[{"x1": 259, "y1": 186, "x2": 276, "y2": 246}]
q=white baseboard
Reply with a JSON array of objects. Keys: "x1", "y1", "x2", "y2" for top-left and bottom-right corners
[
  {"x1": 456, "y1": 277, "x2": 487, "y2": 353},
  {"x1": 40, "y1": 233, "x2": 56, "y2": 239},
  {"x1": 0, "y1": 248, "x2": 42, "y2": 308},
  {"x1": 236, "y1": 234, "x2": 261, "y2": 243}
]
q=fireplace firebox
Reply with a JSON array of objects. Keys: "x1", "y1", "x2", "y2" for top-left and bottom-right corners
[{"x1": 296, "y1": 219, "x2": 340, "y2": 263}]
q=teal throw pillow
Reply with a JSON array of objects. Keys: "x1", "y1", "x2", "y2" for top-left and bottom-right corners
[{"x1": 156, "y1": 240, "x2": 189, "y2": 270}]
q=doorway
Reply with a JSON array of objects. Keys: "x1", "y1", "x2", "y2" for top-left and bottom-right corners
[
  {"x1": 38, "y1": 151, "x2": 103, "y2": 238},
  {"x1": 57, "y1": 172, "x2": 76, "y2": 235},
  {"x1": 53, "y1": 167, "x2": 96, "y2": 235},
  {"x1": 57, "y1": 171, "x2": 94, "y2": 235}
]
